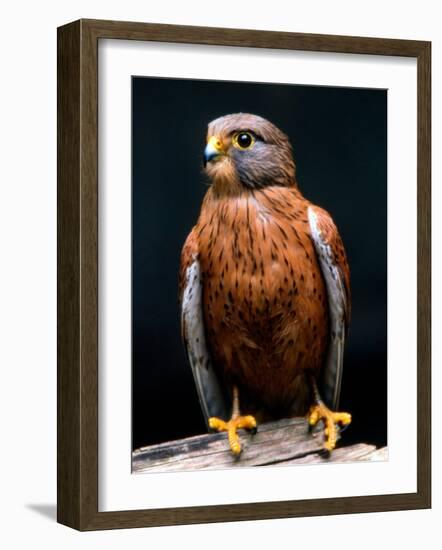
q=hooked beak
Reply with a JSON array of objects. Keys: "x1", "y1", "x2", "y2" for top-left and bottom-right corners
[{"x1": 203, "y1": 136, "x2": 225, "y2": 167}]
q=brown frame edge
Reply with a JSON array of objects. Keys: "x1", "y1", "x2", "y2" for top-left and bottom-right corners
[{"x1": 57, "y1": 18, "x2": 431, "y2": 531}]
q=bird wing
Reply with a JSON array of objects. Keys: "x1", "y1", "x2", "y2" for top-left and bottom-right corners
[
  {"x1": 307, "y1": 205, "x2": 351, "y2": 410},
  {"x1": 179, "y1": 229, "x2": 230, "y2": 425}
]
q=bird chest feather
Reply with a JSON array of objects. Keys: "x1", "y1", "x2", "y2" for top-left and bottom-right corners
[{"x1": 195, "y1": 187, "x2": 329, "y2": 412}]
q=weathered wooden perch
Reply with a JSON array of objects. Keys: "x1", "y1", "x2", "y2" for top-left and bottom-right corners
[{"x1": 133, "y1": 417, "x2": 388, "y2": 473}]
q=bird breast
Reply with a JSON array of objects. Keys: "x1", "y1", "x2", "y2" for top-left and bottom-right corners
[
  {"x1": 197, "y1": 188, "x2": 326, "y2": 318},
  {"x1": 195, "y1": 187, "x2": 329, "y2": 411}
]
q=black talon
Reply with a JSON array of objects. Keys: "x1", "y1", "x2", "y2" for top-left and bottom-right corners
[
  {"x1": 319, "y1": 448, "x2": 331, "y2": 459},
  {"x1": 233, "y1": 448, "x2": 243, "y2": 460},
  {"x1": 338, "y1": 422, "x2": 350, "y2": 434}
]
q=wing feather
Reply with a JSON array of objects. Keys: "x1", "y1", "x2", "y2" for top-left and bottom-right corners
[
  {"x1": 179, "y1": 229, "x2": 229, "y2": 425},
  {"x1": 308, "y1": 206, "x2": 351, "y2": 409}
]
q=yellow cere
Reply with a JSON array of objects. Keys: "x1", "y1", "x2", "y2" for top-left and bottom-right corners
[{"x1": 207, "y1": 135, "x2": 224, "y2": 152}]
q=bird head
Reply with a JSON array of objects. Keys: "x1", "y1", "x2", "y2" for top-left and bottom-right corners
[{"x1": 203, "y1": 113, "x2": 296, "y2": 194}]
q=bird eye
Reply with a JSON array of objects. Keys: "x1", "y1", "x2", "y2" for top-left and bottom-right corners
[{"x1": 233, "y1": 131, "x2": 255, "y2": 150}]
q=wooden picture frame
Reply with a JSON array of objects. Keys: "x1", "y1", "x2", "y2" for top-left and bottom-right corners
[{"x1": 57, "y1": 18, "x2": 431, "y2": 531}]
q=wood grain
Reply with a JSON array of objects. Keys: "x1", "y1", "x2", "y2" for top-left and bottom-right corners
[
  {"x1": 132, "y1": 418, "x2": 388, "y2": 474},
  {"x1": 57, "y1": 20, "x2": 81, "y2": 529},
  {"x1": 57, "y1": 19, "x2": 431, "y2": 531}
]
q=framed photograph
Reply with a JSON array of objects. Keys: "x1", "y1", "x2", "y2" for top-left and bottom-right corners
[{"x1": 57, "y1": 19, "x2": 431, "y2": 530}]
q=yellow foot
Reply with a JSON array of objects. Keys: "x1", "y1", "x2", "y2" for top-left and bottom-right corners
[
  {"x1": 208, "y1": 415, "x2": 257, "y2": 455},
  {"x1": 308, "y1": 403, "x2": 352, "y2": 451}
]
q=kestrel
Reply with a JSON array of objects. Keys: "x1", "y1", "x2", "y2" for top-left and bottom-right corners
[{"x1": 179, "y1": 113, "x2": 351, "y2": 455}]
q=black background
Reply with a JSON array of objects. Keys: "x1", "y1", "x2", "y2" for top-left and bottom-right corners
[{"x1": 132, "y1": 77, "x2": 387, "y2": 452}]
